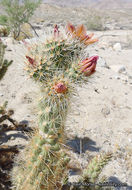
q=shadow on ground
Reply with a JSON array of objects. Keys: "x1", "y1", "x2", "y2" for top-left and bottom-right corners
[{"x1": 67, "y1": 136, "x2": 100, "y2": 154}]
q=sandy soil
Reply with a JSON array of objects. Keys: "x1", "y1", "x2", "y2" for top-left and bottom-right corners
[{"x1": 0, "y1": 3, "x2": 132, "y2": 190}]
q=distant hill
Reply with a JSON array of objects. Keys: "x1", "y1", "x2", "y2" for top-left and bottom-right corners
[
  {"x1": 92, "y1": 0, "x2": 132, "y2": 9},
  {"x1": 42, "y1": 0, "x2": 132, "y2": 9}
]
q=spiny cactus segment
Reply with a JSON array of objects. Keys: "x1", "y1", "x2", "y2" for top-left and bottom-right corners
[
  {"x1": 0, "y1": 26, "x2": 9, "y2": 37},
  {"x1": 0, "y1": 101, "x2": 8, "y2": 115},
  {"x1": 12, "y1": 77, "x2": 72, "y2": 190},
  {"x1": 25, "y1": 39, "x2": 81, "y2": 82},
  {"x1": 25, "y1": 24, "x2": 98, "y2": 83},
  {"x1": 82, "y1": 152, "x2": 112, "y2": 184},
  {"x1": 0, "y1": 39, "x2": 13, "y2": 80},
  {"x1": 0, "y1": 38, "x2": 6, "y2": 68}
]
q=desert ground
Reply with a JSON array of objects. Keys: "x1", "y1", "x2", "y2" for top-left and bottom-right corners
[{"x1": 0, "y1": 1, "x2": 132, "y2": 189}]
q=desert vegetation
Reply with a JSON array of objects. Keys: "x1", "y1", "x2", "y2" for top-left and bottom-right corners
[
  {"x1": 0, "y1": 39, "x2": 12, "y2": 80},
  {"x1": 11, "y1": 23, "x2": 110, "y2": 190},
  {"x1": 0, "y1": 0, "x2": 41, "y2": 39}
]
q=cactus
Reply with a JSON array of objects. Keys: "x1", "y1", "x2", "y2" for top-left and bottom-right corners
[
  {"x1": 25, "y1": 40, "x2": 81, "y2": 82},
  {"x1": 25, "y1": 24, "x2": 99, "y2": 83},
  {"x1": 82, "y1": 152, "x2": 112, "y2": 183},
  {"x1": 0, "y1": 39, "x2": 12, "y2": 80},
  {"x1": 0, "y1": 101, "x2": 8, "y2": 115},
  {"x1": 79, "y1": 153, "x2": 112, "y2": 190},
  {"x1": 0, "y1": 39, "x2": 6, "y2": 66},
  {"x1": 12, "y1": 24, "x2": 99, "y2": 190},
  {"x1": 25, "y1": 25, "x2": 90, "y2": 82},
  {"x1": 12, "y1": 76, "x2": 72, "y2": 190},
  {"x1": 0, "y1": 101, "x2": 18, "y2": 127},
  {"x1": 0, "y1": 26, "x2": 10, "y2": 37},
  {"x1": 69, "y1": 153, "x2": 112, "y2": 190}
]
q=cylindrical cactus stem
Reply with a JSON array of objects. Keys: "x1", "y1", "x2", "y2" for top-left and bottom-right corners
[
  {"x1": 0, "y1": 39, "x2": 6, "y2": 68},
  {"x1": 12, "y1": 79, "x2": 71, "y2": 190},
  {"x1": 0, "y1": 39, "x2": 13, "y2": 80}
]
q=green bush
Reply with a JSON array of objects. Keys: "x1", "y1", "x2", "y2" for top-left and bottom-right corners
[
  {"x1": 0, "y1": 15, "x2": 8, "y2": 25},
  {"x1": 85, "y1": 12, "x2": 105, "y2": 31},
  {"x1": 1, "y1": 0, "x2": 41, "y2": 39}
]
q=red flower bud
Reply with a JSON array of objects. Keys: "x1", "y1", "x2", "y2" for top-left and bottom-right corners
[
  {"x1": 26, "y1": 56, "x2": 35, "y2": 65},
  {"x1": 54, "y1": 24, "x2": 59, "y2": 38},
  {"x1": 53, "y1": 82, "x2": 67, "y2": 94}
]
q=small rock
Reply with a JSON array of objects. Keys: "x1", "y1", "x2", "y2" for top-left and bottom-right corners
[
  {"x1": 128, "y1": 75, "x2": 132, "y2": 79},
  {"x1": 97, "y1": 57, "x2": 109, "y2": 68},
  {"x1": 74, "y1": 111, "x2": 80, "y2": 116},
  {"x1": 10, "y1": 136, "x2": 15, "y2": 140},
  {"x1": 121, "y1": 77, "x2": 128, "y2": 82},
  {"x1": 101, "y1": 106, "x2": 110, "y2": 117},
  {"x1": 11, "y1": 93, "x2": 16, "y2": 98},
  {"x1": 110, "y1": 65, "x2": 126, "y2": 73},
  {"x1": 23, "y1": 39, "x2": 31, "y2": 44},
  {"x1": 103, "y1": 86, "x2": 108, "y2": 89},
  {"x1": 115, "y1": 75, "x2": 120, "y2": 80},
  {"x1": 113, "y1": 43, "x2": 122, "y2": 51},
  {"x1": 121, "y1": 71, "x2": 127, "y2": 75},
  {"x1": 108, "y1": 118, "x2": 112, "y2": 122},
  {"x1": 100, "y1": 47, "x2": 105, "y2": 50},
  {"x1": 6, "y1": 47, "x2": 12, "y2": 51},
  {"x1": 94, "y1": 88, "x2": 99, "y2": 94},
  {"x1": 32, "y1": 25, "x2": 42, "y2": 30}
]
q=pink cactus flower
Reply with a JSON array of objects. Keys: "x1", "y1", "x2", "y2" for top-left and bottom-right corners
[{"x1": 79, "y1": 56, "x2": 99, "y2": 76}]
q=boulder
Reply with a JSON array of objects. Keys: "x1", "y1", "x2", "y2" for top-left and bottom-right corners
[{"x1": 14, "y1": 23, "x2": 33, "y2": 41}]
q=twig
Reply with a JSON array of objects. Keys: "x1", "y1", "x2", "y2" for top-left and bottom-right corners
[
  {"x1": 0, "y1": 145, "x2": 19, "y2": 153},
  {"x1": 0, "y1": 115, "x2": 17, "y2": 126},
  {"x1": 80, "y1": 138, "x2": 83, "y2": 154},
  {"x1": 28, "y1": 22, "x2": 39, "y2": 37}
]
